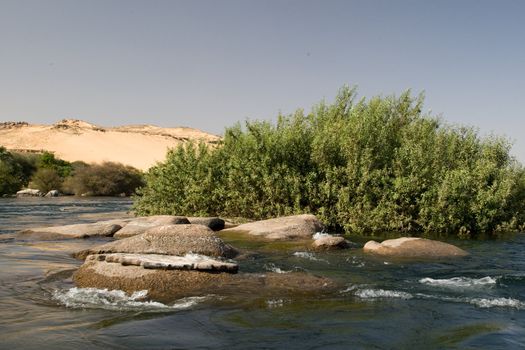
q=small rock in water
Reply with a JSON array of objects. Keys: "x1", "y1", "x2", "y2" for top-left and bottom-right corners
[{"x1": 363, "y1": 237, "x2": 468, "y2": 259}]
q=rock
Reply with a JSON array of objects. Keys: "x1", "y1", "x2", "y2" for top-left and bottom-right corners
[
  {"x1": 113, "y1": 215, "x2": 190, "y2": 238},
  {"x1": 18, "y1": 221, "x2": 123, "y2": 240},
  {"x1": 73, "y1": 258, "x2": 335, "y2": 302},
  {"x1": 221, "y1": 214, "x2": 324, "y2": 240},
  {"x1": 363, "y1": 237, "x2": 468, "y2": 259},
  {"x1": 45, "y1": 190, "x2": 59, "y2": 197},
  {"x1": 87, "y1": 253, "x2": 239, "y2": 273},
  {"x1": 16, "y1": 189, "x2": 43, "y2": 197},
  {"x1": 187, "y1": 217, "x2": 225, "y2": 231},
  {"x1": 74, "y1": 224, "x2": 239, "y2": 260},
  {"x1": 312, "y1": 234, "x2": 351, "y2": 250}
]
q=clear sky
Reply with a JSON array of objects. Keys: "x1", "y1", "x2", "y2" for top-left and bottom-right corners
[{"x1": 1, "y1": 0, "x2": 524, "y2": 161}]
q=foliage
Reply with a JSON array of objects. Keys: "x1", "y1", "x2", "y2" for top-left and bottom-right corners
[
  {"x1": 29, "y1": 168, "x2": 63, "y2": 193},
  {"x1": 37, "y1": 151, "x2": 73, "y2": 177},
  {"x1": 0, "y1": 147, "x2": 24, "y2": 195},
  {"x1": 134, "y1": 86, "x2": 525, "y2": 238},
  {"x1": 63, "y1": 162, "x2": 144, "y2": 196}
]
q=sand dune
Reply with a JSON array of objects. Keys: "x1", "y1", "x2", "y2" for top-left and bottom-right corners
[{"x1": 0, "y1": 119, "x2": 220, "y2": 170}]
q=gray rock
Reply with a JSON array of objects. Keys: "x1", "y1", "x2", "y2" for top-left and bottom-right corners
[
  {"x1": 187, "y1": 217, "x2": 225, "y2": 231},
  {"x1": 363, "y1": 237, "x2": 468, "y2": 259},
  {"x1": 75, "y1": 224, "x2": 239, "y2": 260},
  {"x1": 45, "y1": 190, "x2": 59, "y2": 197},
  {"x1": 113, "y1": 215, "x2": 190, "y2": 238},
  {"x1": 312, "y1": 235, "x2": 351, "y2": 250},
  {"x1": 221, "y1": 214, "x2": 324, "y2": 240},
  {"x1": 16, "y1": 189, "x2": 43, "y2": 197},
  {"x1": 18, "y1": 220, "x2": 123, "y2": 240}
]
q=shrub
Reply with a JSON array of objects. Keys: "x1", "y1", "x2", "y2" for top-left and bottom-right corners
[
  {"x1": 0, "y1": 147, "x2": 24, "y2": 195},
  {"x1": 29, "y1": 168, "x2": 63, "y2": 193},
  {"x1": 64, "y1": 162, "x2": 144, "y2": 196},
  {"x1": 126, "y1": 87, "x2": 525, "y2": 237}
]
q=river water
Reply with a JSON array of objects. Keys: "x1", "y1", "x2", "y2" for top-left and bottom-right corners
[{"x1": 1, "y1": 197, "x2": 524, "y2": 349}]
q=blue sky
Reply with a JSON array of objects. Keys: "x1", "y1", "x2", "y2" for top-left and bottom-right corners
[{"x1": 1, "y1": 0, "x2": 524, "y2": 161}]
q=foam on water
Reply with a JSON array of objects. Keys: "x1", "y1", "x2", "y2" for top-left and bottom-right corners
[
  {"x1": 468, "y1": 297, "x2": 525, "y2": 309},
  {"x1": 264, "y1": 263, "x2": 291, "y2": 274},
  {"x1": 293, "y1": 251, "x2": 327, "y2": 263},
  {"x1": 355, "y1": 288, "x2": 413, "y2": 299},
  {"x1": 419, "y1": 276, "x2": 498, "y2": 289},
  {"x1": 52, "y1": 287, "x2": 208, "y2": 311},
  {"x1": 312, "y1": 232, "x2": 331, "y2": 240}
]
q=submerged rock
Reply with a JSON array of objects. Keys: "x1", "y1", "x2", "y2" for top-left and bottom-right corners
[
  {"x1": 75, "y1": 224, "x2": 239, "y2": 260},
  {"x1": 221, "y1": 214, "x2": 324, "y2": 240},
  {"x1": 187, "y1": 217, "x2": 225, "y2": 231},
  {"x1": 18, "y1": 221, "x2": 123, "y2": 240},
  {"x1": 363, "y1": 237, "x2": 468, "y2": 259},
  {"x1": 113, "y1": 215, "x2": 190, "y2": 238},
  {"x1": 312, "y1": 234, "x2": 351, "y2": 250}
]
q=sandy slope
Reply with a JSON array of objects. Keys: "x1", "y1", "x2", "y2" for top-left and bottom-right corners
[{"x1": 0, "y1": 120, "x2": 220, "y2": 170}]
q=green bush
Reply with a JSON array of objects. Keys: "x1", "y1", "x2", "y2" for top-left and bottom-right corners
[
  {"x1": 133, "y1": 87, "x2": 525, "y2": 238},
  {"x1": 29, "y1": 168, "x2": 63, "y2": 193},
  {"x1": 64, "y1": 162, "x2": 144, "y2": 196},
  {"x1": 0, "y1": 147, "x2": 24, "y2": 195}
]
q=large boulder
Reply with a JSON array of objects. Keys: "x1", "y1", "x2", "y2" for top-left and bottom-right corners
[
  {"x1": 113, "y1": 215, "x2": 190, "y2": 238},
  {"x1": 18, "y1": 220, "x2": 123, "y2": 240},
  {"x1": 221, "y1": 214, "x2": 324, "y2": 240},
  {"x1": 73, "y1": 257, "x2": 335, "y2": 302},
  {"x1": 16, "y1": 189, "x2": 43, "y2": 197},
  {"x1": 363, "y1": 237, "x2": 468, "y2": 259},
  {"x1": 187, "y1": 217, "x2": 225, "y2": 231},
  {"x1": 74, "y1": 224, "x2": 239, "y2": 260}
]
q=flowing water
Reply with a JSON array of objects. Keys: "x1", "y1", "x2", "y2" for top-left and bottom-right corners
[{"x1": 1, "y1": 198, "x2": 525, "y2": 349}]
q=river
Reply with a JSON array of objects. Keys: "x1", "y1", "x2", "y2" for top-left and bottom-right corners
[{"x1": 0, "y1": 197, "x2": 524, "y2": 349}]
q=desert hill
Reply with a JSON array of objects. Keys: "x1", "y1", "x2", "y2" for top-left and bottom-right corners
[{"x1": 0, "y1": 119, "x2": 220, "y2": 170}]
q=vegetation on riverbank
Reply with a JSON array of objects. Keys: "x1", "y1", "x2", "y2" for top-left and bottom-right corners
[
  {"x1": 0, "y1": 147, "x2": 144, "y2": 196},
  {"x1": 134, "y1": 86, "x2": 525, "y2": 238}
]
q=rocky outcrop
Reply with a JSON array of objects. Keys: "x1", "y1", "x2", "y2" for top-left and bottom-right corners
[
  {"x1": 363, "y1": 237, "x2": 468, "y2": 259},
  {"x1": 187, "y1": 217, "x2": 225, "y2": 231},
  {"x1": 311, "y1": 234, "x2": 351, "y2": 250},
  {"x1": 221, "y1": 214, "x2": 324, "y2": 240},
  {"x1": 73, "y1": 257, "x2": 335, "y2": 302},
  {"x1": 74, "y1": 224, "x2": 239, "y2": 260},
  {"x1": 113, "y1": 215, "x2": 190, "y2": 238},
  {"x1": 16, "y1": 189, "x2": 43, "y2": 197},
  {"x1": 18, "y1": 220, "x2": 123, "y2": 240}
]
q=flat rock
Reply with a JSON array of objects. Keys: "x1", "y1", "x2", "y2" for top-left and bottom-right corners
[
  {"x1": 75, "y1": 224, "x2": 239, "y2": 260},
  {"x1": 114, "y1": 215, "x2": 190, "y2": 238},
  {"x1": 221, "y1": 214, "x2": 324, "y2": 240},
  {"x1": 187, "y1": 217, "x2": 225, "y2": 231},
  {"x1": 16, "y1": 189, "x2": 42, "y2": 197},
  {"x1": 363, "y1": 237, "x2": 468, "y2": 259},
  {"x1": 88, "y1": 253, "x2": 238, "y2": 273},
  {"x1": 18, "y1": 220, "x2": 123, "y2": 240},
  {"x1": 73, "y1": 258, "x2": 336, "y2": 302},
  {"x1": 312, "y1": 235, "x2": 351, "y2": 250}
]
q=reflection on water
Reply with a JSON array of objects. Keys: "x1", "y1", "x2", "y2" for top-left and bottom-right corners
[{"x1": 0, "y1": 197, "x2": 525, "y2": 349}]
